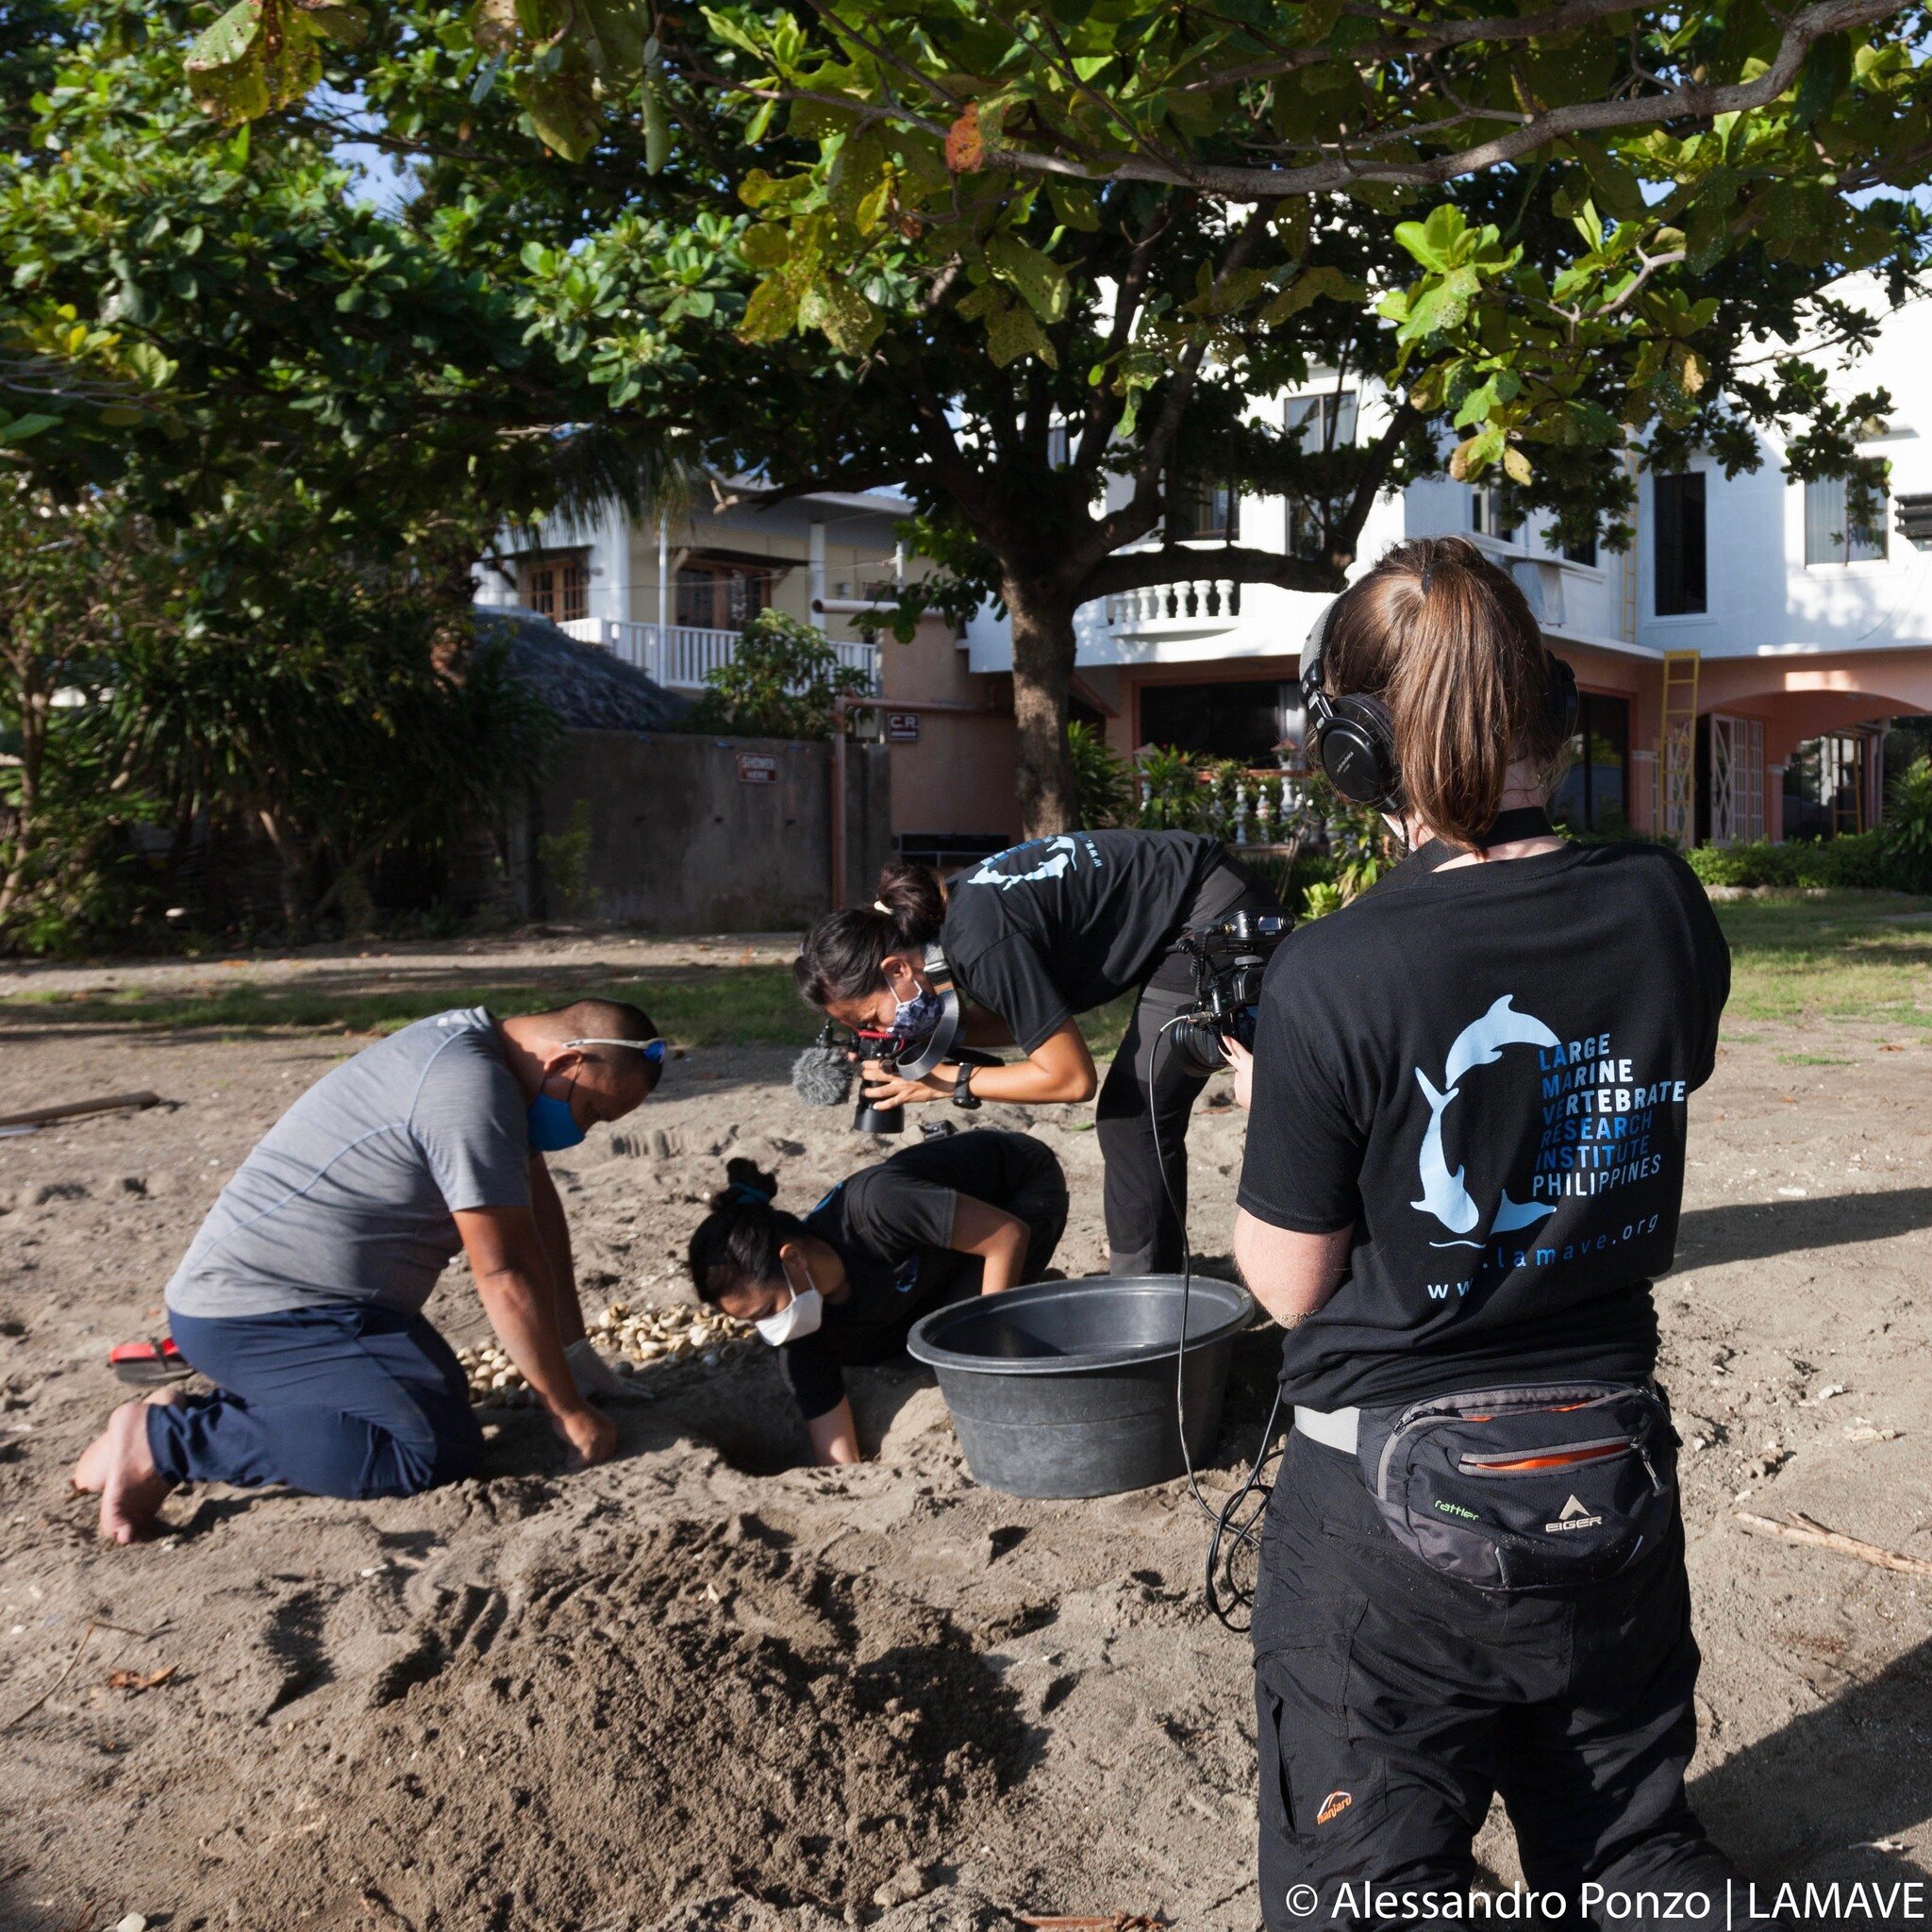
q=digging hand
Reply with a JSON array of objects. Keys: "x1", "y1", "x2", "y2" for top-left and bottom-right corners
[{"x1": 553, "y1": 1401, "x2": 617, "y2": 1471}]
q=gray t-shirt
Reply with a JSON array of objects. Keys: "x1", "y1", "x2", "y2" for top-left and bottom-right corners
[{"x1": 166, "y1": 1007, "x2": 533, "y2": 1320}]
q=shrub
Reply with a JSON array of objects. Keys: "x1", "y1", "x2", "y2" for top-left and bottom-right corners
[
  {"x1": 684, "y1": 609, "x2": 870, "y2": 740},
  {"x1": 1684, "y1": 832, "x2": 1890, "y2": 890},
  {"x1": 1134, "y1": 743, "x2": 1211, "y2": 830},
  {"x1": 1067, "y1": 720, "x2": 1134, "y2": 828},
  {"x1": 1881, "y1": 753, "x2": 1932, "y2": 891}
]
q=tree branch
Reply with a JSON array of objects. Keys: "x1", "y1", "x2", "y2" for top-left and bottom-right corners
[
  {"x1": 1078, "y1": 541, "x2": 1341, "y2": 604},
  {"x1": 736, "y1": 0, "x2": 1902, "y2": 203}
]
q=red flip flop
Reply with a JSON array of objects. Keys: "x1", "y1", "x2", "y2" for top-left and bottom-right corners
[{"x1": 108, "y1": 1338, "x2": 191, "y2": 1389}]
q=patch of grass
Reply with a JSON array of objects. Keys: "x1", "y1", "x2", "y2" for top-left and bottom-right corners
[
  {"x1": 0, "y1": 967, "x2": 815, "y2": 1048},
  {"x1": 1716, "y1": 891, "x2": 1932, "y2": 1027},
  {"x1": 0, "y1": 967, "x2": 1150, "y2": 1062},
  {"x1": 1775, "y1": 1053, "x2": 1856, "y2": 1066}
]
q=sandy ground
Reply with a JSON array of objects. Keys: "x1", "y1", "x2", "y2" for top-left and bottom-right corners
[{"x1": 2, "y1": 940, "x2": 1931, "y2": 1931}]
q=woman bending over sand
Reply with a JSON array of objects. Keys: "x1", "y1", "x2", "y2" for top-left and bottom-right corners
[{"x1": 689, "y1": 1132, "x2": 1067, "y2": 1465}]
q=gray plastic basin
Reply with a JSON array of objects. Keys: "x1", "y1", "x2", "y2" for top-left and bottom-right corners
[{"x1": 907, "y1": 1274, "x2": 1257, "y2": 1499}]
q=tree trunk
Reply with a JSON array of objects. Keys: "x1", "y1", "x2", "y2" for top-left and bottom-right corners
[
  {"x1": 258, "y1": 807, "x2": 311, "y2": 941},
  {"x1": 0, "y1": 654, "x2": 47, "y2": 933},
  {"x1": 1005, "y1": 579, "x2": 1081, "y2": 837}
]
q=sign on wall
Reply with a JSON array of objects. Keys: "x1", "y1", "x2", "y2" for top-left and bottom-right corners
[
  {"x1": 735, "y1": 752, "x2": 779, "y2": 786},
  {"x1": 886, "y1": 712, "x2": 922, "y2": 742}
]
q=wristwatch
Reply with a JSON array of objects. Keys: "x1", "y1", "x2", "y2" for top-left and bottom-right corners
[{"x1": 952, "y1": 1063, "x2": 981, "y2": 1110}]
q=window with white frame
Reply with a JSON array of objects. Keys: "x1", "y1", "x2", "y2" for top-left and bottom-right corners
[
  {"x1": 1285, "y1": 390, "x2": 1357, "y2": 449},
  {"x1": 1470, "y1": 483, "x2": 1522, "y2": 543},
  {"x1": 1804, "y1": 467, "x2": 1889, "y2": 565}
]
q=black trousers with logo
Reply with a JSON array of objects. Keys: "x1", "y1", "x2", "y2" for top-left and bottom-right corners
[
  {"x1": 1253, "y1": 1428, "x2": 1740, "y2": 1931},
  {"x1": 1094, "y1": 859, "x2": 1279, "y2": 1274}
]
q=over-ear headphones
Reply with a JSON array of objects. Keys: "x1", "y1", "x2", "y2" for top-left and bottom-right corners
[{"x1": 1298, "y1": 583, "x2": 1579, "y2": 808}]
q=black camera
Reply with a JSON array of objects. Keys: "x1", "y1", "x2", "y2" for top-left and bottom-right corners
[
  {"x1": 1169, "y1": 909, "x2": 1292, "y2": 1078},
  {"x1": 852, "y1": 1030, "x2": 907, "y2": 1135}
]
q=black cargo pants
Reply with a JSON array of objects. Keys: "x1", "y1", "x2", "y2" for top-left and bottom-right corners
[
  {"x1": 1253, "y1": 1428, "x2": 1740, "y2": 1932},
  {"x1": 1094, "y1": 858, "x2": 1280, "y2": 1274}
]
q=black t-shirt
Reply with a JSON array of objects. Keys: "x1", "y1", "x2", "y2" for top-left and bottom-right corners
[
  {"x1": 940, "y1": 830, "x2": 1224, "y2": 1053},
  {"x1": 780, "y1": 1131, "x2": 1053, "y2": 1422},
  {"x1": 1237, "y1": 840, "x2": 1730, "y2": 1411}
]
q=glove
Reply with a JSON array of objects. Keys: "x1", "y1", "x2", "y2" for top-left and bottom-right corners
[{"x1": 564, "y1": 1336, "x2": 628, "y2": 1399}]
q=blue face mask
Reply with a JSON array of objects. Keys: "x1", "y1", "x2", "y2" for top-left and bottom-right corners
[
  {"x1": 526, "y1": 1088, "x2": 586, "y2": 1152},
  {"x1": 890, "y1": 988, "x2": 942, "y2": 1041}
]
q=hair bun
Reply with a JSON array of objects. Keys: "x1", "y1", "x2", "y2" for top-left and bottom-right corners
[{"x1": 709, "y1": 1157, "x2": 779, "y2": 1212}]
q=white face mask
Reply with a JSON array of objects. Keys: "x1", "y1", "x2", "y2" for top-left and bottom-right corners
[{"x1": 754, "y1": 1257, "x2": 824, "y2": 1347}]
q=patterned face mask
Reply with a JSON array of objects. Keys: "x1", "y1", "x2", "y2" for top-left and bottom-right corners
[{"x1": 889, "y1": 988, "x2": 942, "y2": 1041}]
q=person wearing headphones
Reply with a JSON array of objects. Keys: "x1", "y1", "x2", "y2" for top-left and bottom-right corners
[
  {"x1": 792, "y1": 834, "x2": 1277, "y2": 1276},
  {"x1": 1234, "y1": 538, "x2": 1736, "y2": 1927},
  {"x1": 687, "y1": 1132, "x2": 1068, "y2": 1463}
]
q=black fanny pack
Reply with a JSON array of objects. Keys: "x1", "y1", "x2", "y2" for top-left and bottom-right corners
[{"x1": 1354, "y1": 1382, "x2": 1678, "y2": 1593}]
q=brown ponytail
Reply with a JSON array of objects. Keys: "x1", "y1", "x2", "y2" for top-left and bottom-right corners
[
  {"x1": 1320, "y1": 536, "x2": 1568, "y2": 849},
  {"x1": 792, "y1": 860, "x2": 945, "y2": 1008}
]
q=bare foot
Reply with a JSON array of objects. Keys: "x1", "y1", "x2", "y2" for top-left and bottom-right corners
[
  {"x1": 72, "y1": 1426, "x2": 115, "y2": 1494},
  {"x1": 76, "y1": 1384, "x2": 183, "y2": 1494},
  {"x1": 96, "y1": 1399, "x2": 175, "y2": 1544}
]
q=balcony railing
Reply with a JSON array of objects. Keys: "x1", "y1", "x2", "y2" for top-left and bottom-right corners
[
  {"x1": 1106, "y1": 577, "x2": 1244, "y2": 633},
  {"x1": 558, "y1": 617, "x2": 882, "y2": 694}
]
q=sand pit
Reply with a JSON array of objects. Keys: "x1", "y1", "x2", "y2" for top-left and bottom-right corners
[
  {"x1": 3, "y1": 934, "x2": 1931, "y2": 1929},
  {"x1": 241, "y1": 1515, "x2": 1023, "y2": 1926}
]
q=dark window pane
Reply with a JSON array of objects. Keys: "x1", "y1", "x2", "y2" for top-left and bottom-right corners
[
  {"x1": 1550, "y1": 692, "x2": 1630, "y2": 833},
  {"x1": 1167, "y1": 479, "x2": 1239, "y2": 542},
  {"x1": 1654, "y1": 473, "x2": 1706, "y2": 615},
  {"x1": 1140, "y1": 680, "x2": 1287, "y2": 762},
  {"x1": 676, "y1": 563, "x2": 773, "y2": 629},
  {"x1": 1563, "y1": 530, "x2": 1598, "y2": 567}
]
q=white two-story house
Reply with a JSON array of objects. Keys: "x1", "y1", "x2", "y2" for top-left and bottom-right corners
[{"x1": 480, "y1": 280, "x2": 1932, "y2": 858}]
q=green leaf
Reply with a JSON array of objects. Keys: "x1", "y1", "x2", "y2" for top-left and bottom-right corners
[
  {"x1": 738, "y1": 222, "x2": 791, "y2": 269},
  {"x1": 985, "y1": 233, "x2": 1068, "y2": 324},
  {"x1": 292, "y1": 0, "x2": 370, "y2": 45},
  {"x1": 739, "y1": 275, "x2": 800, "y2": 341},
  {"x1": 579, "y1": 0, "x2": 647, "y2": 72},
  {"x1": 1259, "y1": 264, "x2": 1366, "y2": 325},
  {"x1": 799, "y1": 278, "x2": 883, "y2": 358},
  {"x1": 189, "y1": 57, "x2": 269, "y2": 123},
  {"x1": 641, "y1": 75, "x2": 671, "y2": 174},
  {"x1": 740, "y1": 169, "x2": 812, "y2": 209},
  {"x1": 0, "y1": 412, "x2": 59, "y2": 446},
  {"x1": 517, "y1": 73, "x2": 603, "y2": 161},
  {"x1": 185, "y1": 0, "x2": 261, "y2": 75},
  {"x1": 1794, "y1": 32, "x2": 1850, "y2": 131}
]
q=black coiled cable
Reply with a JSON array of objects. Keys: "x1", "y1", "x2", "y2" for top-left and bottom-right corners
[{"x1": 1148, "y1": 1015, "x2": 1287, "y2": 1631}]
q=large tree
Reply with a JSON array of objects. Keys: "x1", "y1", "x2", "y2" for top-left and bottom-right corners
[
  {"x1": 168, "y1": 0, "x2": 1932, "y2": 830},
  {"x1": 0, "y1": 0, "x2": 680, "y2": 945}
]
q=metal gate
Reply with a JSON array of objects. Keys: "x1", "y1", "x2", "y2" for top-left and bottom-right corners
[{"x1": 1709, "y1": 713, "x2": 1766, "y2": 846}]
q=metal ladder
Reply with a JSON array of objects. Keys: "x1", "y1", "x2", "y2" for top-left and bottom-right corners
[{"x1": 1658, "y1": 650, "x2": 1700, "y2": 844}]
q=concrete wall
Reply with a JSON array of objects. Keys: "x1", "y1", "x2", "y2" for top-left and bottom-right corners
[
  {"x1": 519, "y1": 731, "x2": 890, "y2": 932},
  {"x1": 879, "y1": 615, "x2": 1021, "y2": 841}
]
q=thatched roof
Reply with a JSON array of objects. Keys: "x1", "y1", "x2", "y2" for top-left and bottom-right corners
[{"x1": 478, "y1": 609, "x2": 690, "y2": 734}]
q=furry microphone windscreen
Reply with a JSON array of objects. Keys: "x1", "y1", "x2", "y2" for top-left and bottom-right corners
[{"x1": 791, "y1": 1041, "x2": 854, "y2": 1108}]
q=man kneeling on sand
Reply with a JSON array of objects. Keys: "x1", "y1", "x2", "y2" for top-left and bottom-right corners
[{"x1": 74, "y1": 999, "x2": 662, "y2": 1541}]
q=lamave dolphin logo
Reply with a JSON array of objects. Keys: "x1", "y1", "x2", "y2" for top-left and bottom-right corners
[
  {"x1": 1413, "y1": 994, "x2": 1561, "y2": 1248},
  {"x1": 967, "y1": 835, "x2": 1079, "y2": 891}
]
